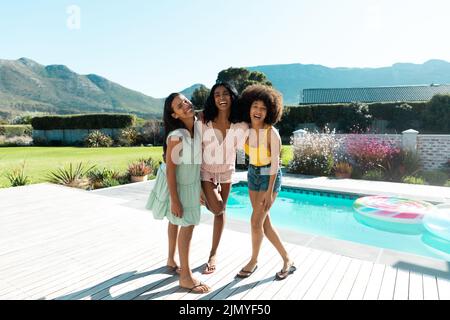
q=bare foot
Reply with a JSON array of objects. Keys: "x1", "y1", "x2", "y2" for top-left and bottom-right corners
[
  {"x1": 166, "y1": 259, "x2": 180, "y2": 274},
  {"x1": 236, "y1": 260, "x2": 258, "y2": 278},
  {"x1": 180, "y1": 277, "x2": 210, "y2": 293},
  {"x1": 202, "y1": 255, "x2": 217, "y2": 274}
]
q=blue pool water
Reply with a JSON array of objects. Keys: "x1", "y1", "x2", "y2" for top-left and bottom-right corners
[{"x1": 216, "y1": 184, "x2": 450, "y2": 261}]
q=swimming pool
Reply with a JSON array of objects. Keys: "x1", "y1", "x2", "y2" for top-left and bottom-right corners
[{"x1": 219, "y1": 183, "x2": 450, "y2": 262}]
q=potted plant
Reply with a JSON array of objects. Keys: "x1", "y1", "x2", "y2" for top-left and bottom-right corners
[
  {"x1": 334, "y1": 162, "x2": 353, "y2": 179},
  {"x1": 128, "y1": 161, "x2": 151, "y2": 182}
]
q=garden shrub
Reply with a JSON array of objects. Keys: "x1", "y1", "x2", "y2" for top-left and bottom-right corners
[
  {"x1": 288, "y1": 129, "x2": 340, "y2": 176},
  {"x1": 422, "y1": 170, "x2": 449, "y2": 186},
  {"x1": 422, "y1": 95, "x2": 450, "y2": 133},
  {"x1": 345, "y1": 135, "x2": 400, "y2": 175},
  {"x1": 362, "y1": 169, "x2": 385, "y2": 181},
  {"x1": 84, "y1": 130, "x2": 114, "y2": 148},
  {"x1": 402, "y1": 176, "x2": 426, "y2": 185},
  {"x1": 387, "y1": 104, "x2": 417, "y2": 133},
  {"x1": 337, "y1": 103, "x2": 373, "y2": 133},
  {"x1": 117, "y1": 128, "x2": 138, "y2": 147},
  {"x1": 0, "y1": 125, "x2": 32, "y2": 137}
]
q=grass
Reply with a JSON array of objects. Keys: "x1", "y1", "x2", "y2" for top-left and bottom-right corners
[
  {"x1": 0, "y1": 145, "x2": 294, "y2": 188},
  {"x1": 0, "y1": 146, "x2": 163, "y2": 188},
  {"x1": 281, "y1": 145, "x2": 293, "y2": 167}
]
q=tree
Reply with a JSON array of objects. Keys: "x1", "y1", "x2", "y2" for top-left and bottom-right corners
[
  {"x1": 216, "y1": 67, "x2": 272, "y2": 94},
  {"x1": 191, "y1": 85, "x2": 210, "y2": 110}
]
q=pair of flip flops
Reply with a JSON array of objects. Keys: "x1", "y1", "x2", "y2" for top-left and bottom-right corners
[
  {"x1": 275, "y1": 264, "x2": 297, "y2": 280},
  {"x1": 236, "y1": 265, "x2": 258, "y2": 278}
]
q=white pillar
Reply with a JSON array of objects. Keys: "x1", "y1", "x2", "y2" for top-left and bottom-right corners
[{"x1": 402, "y1": 129, "x2": 419, "y2": 152}]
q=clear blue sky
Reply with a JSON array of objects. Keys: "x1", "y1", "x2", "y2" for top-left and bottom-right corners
[{"x1": 1, "y1": 0, "x2": 450, "y2": 97}]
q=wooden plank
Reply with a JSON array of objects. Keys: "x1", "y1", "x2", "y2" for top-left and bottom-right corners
[
  {"x1": 175, "y1": 235, "x2": 251, "y2": 301},
  {"x1": 318, "y1": 256, "x2": 352, "y2": 300},
  {"x1": 245, "y1": 246, "x2": 309, "y2": 300},
  {"x1": 234, "y1": 243, "x2": 299, "y2": 301},
  {"x1": 333, "y1": 259, "x2": 362, "y2": 300},
  {"x1": 437, "y1": 277, "x2": 450, "y2": 300},
  {"x1": 302, "y1": 254, "x2": 342, "y2": 300},
  {"x1": 287, "y1": 251, "x2": 332, "y2": 300},
  {"x1": 363, "y1": 264, "x2": 385, "y2": 300},
  {"x1": 102, "y1": 238, "x2": 212, "y2": 300},
  {"x1": 409, "y1": 271, "x2": 423, "y2": 300},
  {"x1": 378, "y1": 265, "x2": 397, "y2": 300},
  {"x1": 271, "y1": 249, "x2": 321, "y2": 300},
  {"x1": 422, "y1": 274, "x2": 439, "y2": 300},
  {"x1": 394, "y1": 269, "x2": 409, "y2": 300},
  {"x1": 348, "y1": 261, "x2": 374, "y2": 300},
  {"x1": 207, "y1": 244, "x2": 280, "y2": 301}
]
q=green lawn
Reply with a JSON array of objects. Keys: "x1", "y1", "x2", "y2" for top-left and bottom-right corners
[
  {"x1": 0, "y1": 147, "x2": 163, "y2": 188},
  {"x1": 281, "y1": 145, "x2": 293, "y2": 167},
  {"x1": 0, "y1": 145, "x2": 293, "y2": 188}
]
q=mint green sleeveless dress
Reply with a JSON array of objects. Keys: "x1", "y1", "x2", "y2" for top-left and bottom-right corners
[{"x1": 146, "y1": 124, "x2": 202, "y2": 226}]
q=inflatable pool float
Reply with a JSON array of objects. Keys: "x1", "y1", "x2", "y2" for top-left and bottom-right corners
[
  {"x1": 423, "y1": 204, "x2": 450, "y2": 242},
  {"x1": 353, "y1": 196, "x2": 435, "y2": 225}
]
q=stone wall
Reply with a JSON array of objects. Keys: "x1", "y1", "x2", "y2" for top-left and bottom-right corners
[{"x1": 417, "y1": 135, "x2": 450, "y2": 170}]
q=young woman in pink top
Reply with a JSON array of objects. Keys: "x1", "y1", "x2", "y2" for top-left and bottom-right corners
[{"x1": 200, "y1": 82, "x2": 248, "y2": 274}]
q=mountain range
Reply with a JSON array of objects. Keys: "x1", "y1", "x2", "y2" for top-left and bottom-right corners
[
  {"x1": 248, "y1": 59, "x2": 450, "y2": 104},
  {"x1": 1, "y1": 57, "x2": 450, "y2": 119},
  {"x1": 0, "y1": 58, "x2": 164, "y2": 119}
]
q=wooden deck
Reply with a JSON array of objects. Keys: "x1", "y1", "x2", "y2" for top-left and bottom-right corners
[{"x1": 0, "y1": 183, "x2": 449, "y2": 300}]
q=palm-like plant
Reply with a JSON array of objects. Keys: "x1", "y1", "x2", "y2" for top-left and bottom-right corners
[
  {"x1": 5, "y1": 162, "x2": 30, "y2": 187},
  {"x1": 47, "y1": 162, "x2": 96, "y2": 189}
]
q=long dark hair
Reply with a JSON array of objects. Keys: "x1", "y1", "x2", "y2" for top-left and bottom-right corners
[
  {"x1": 163, "y1": 93, "x2": 185, "y2": 157},
  {"x1": 204, "y1": 82, "x2": 240, "y2": 124}
]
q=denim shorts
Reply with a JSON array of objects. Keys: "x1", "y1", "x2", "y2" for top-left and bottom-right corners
[{"x1": 247, "y1": 164, "x2": 282, "y2": 193}]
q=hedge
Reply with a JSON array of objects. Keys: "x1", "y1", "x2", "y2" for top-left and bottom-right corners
[
  {"x1": 0, "y1": 125, "x2": 33, "y2": 137},
  {"x1": 277, "y1": 97, "x2": 448, "y2": 140},
  {"x1": 31, "y1": 114, "x2": 136, "y2": 130}
]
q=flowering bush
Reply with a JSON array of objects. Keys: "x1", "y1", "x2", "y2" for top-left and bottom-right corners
[
  {"x1": 345, "y1": 135, "x2": 400, "y2": 175},
  {"x1": 289, "y1": 128, "x2": 342, "y2": 176}
]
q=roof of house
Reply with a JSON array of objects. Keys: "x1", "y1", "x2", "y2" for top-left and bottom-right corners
[{"x1": 302, "y1": 84, "x2": 450, "y2": 104}]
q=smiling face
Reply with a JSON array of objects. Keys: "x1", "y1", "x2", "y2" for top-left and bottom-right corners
[
  {"x1": 249, "y1": 100, "x2": 267, "y2": 125},
  {"x1": 213, "y1": 85, "x2": 232, "y2": 112},
  {"x1": 171, "y1": 94, "x2": 194, "y2": 120}
]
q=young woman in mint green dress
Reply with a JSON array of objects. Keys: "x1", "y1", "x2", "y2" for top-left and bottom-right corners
[{"x1": 146, "y1": 93, "x2": 210, "y2": 294}]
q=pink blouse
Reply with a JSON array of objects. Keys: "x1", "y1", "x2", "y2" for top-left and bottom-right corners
[{"x1": 201, "y1": 121, "x2": 249, "y2": 174}]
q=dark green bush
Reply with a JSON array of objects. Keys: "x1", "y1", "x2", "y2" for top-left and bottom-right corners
[
  {"x1": 31, "y1": 114, "x2": 136, "y2": 130},
  {"x1": 337, "y1": 103, "x2": 373, "y2": 133},
  {"x1": 387, "y1": 104, "x2": 417, "y2": 132},
  {"x1": 422, "y1": 95, "x2": 450, "y2": 133},
  {"x1": 362, "y1": 169, "x2": 385, "y2": 181},
  {"x1": 422, "y1": 170, "x2": 449, "y2": 186}
]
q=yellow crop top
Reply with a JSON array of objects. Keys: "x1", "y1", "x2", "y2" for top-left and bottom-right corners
[{"x1": 244, "y1": 127, "x2": 272, "y2": 167}]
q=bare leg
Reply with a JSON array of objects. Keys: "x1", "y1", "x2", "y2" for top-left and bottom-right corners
[
  {"x1": 178, "y1": 226, "x2": 210, "y2": 293},
  {"x1": 167, "y1": 222, "x2": 179, "y2": 268},
  {"x1": 263, "y1": 213, "x2": 293, "y2": 270},
  {"x1": 238, "y1": 191, "x2": 267, "y2": 274},
  {"x1": 201, "y1": 181, "x2": 231, "y2": 273}
]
